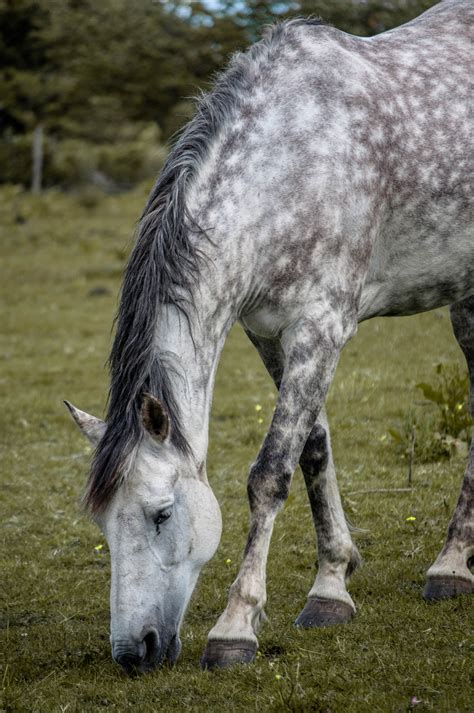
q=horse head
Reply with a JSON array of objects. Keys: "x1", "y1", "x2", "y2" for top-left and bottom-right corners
[{"x1": 65, "y1": 396, "x2": 222, "y2": 674}]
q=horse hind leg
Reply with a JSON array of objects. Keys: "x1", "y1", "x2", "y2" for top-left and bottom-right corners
[
  {"x1": 424, "y1": 296, "x2": 474, "y2": 600},
  {"x1": 296, "y1": 409, "x2": 361, "y2": 627}
]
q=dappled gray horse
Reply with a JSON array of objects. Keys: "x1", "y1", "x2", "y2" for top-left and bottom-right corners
[{"x1": 67, "y1": 0, "x2": 473, "y2": 672}]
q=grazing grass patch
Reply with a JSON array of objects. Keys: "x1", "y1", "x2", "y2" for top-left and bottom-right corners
[{"x1": 1, "y1": 187, "x2": 472, "y2": 712}]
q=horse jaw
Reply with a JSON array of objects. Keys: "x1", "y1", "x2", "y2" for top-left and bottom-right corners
[{"x1": 64, "y1": 400, "x2": 106, "y2": 445}]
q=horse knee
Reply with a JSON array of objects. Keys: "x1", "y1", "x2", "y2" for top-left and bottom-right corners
[{"x1": 247, "y1": 460, "x2": 292, "y2": 510}]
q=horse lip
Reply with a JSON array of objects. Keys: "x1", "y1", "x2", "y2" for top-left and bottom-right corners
[
  {"x1": 113, "y1": 645, "x2": 147, "y2": 676},
  {"x1": 113, "y1": 629, "x2": 180, "y2": 675},
  {"x1": 115, "y1": 650, "x2": 163, "y2": 676}
]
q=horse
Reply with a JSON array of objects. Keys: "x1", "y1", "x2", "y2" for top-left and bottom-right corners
[{"x1": 66, "y1": 0, "x2": 473, "y2": 673}]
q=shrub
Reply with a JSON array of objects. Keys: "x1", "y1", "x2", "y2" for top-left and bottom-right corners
[
  {"x1": 0, "y1": 123, "x2": 167, "y2": 189},
  {"x1": 50, "y1": 138, "x2": 97, "y2": 186},
  {"x1": 51, "y1": 124, "x2": 166, "y2": 189},
  {"x1": 417, "y1": 362, "x2": 472, "y2": 440},
  {"x1": 390, "y1": 362, "x2": 472, "y2": 462},
  {"x1": 0, "y1": 131, "x2": 45, "y2": 185}
]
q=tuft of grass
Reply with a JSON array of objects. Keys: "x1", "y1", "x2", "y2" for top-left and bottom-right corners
[{"x1": 1, "y1": 187, "x2": 473, "y2": 712}]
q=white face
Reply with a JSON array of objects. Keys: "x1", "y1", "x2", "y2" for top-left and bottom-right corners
[
  {"x1": 100, "y1": 447, "x2": 221, "y2": 673},
  {"x1": 65, "y1": 401, "x2": 222, "y2": 674}
]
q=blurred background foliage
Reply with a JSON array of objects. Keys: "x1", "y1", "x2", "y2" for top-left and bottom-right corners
[{"x1": 1, "y1": 0, "x2": 436, "y2": 191}]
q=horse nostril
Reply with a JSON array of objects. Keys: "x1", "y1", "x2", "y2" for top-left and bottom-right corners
[{"x1": 142, "y1": 629, "x2": 160, "y2": 668}]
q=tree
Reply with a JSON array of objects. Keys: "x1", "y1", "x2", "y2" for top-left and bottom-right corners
[
  {"x1": 295, "y1": 0, "x2": 437, "y2": 36},
  {"x1": 0, "y1": 0, "x2": 440, "y2": 188},
  {"x1": 0, "y1": 0, "x2": 53, "y2": 188}
]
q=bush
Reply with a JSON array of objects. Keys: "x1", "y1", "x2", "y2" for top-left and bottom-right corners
[
  {"x1": 0, "y1": 123, "x2": 167, "y2": 190},
  {"x1": 95, "y1": 124, "x2": 167, "y2": 188},
  {"x1": 49, "y1": 124, "x2": 166, "y2": 189},
  {"x1": 390, "y1": 362, "x2": 472, "y2": 462},
  {"x1": 417, "y1": 363, "x2": 472, "y2": 440},
  {"x1": 0, "y1": 132, "x2": 36, "y2": 185},
  {"x1": 50, "y1": 139, "x2": 97, "y2": 186}
]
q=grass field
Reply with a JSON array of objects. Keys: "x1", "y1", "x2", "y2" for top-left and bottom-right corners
[{"x1": 1, "y1": 186, "x2": 472, "y2": 712}]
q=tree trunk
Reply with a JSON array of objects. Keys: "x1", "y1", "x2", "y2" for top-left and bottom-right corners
[{"x1": 31, "y1": 124, "x2": 44, "y2": 193}]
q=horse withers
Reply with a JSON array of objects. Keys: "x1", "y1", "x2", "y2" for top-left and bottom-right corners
[{"x1": 67, "y1": 0, "x2": 473, "y2": 672}]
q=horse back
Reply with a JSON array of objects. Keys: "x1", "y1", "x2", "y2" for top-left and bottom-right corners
[{"x1": 188, "y1": 0, "x2": 473, "y2": 330}]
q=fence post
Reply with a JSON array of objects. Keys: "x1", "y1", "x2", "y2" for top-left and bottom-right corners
[{"x1": 31, "y1": 124, "x2": 44, "y2": 193}]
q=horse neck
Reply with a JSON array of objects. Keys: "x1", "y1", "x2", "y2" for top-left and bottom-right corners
[{"x1": 155, "y1": 298, "x2": 233, "y2": 465}]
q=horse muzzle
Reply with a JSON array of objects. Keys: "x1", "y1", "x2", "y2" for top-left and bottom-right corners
[{"x1": 112, "y1": 629, "x2": 181, "y2": 675}]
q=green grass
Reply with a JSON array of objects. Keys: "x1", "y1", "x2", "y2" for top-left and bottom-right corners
[{"x1": 1, "y1": 186, "x2": 472, "y2": 712}]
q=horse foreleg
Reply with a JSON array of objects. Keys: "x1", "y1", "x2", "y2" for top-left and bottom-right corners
[
  {"x1": 243, "y1": 331, "x2": 360, "y2": 626},
  {"x1": 201, "y1": 315, "x2": 354, "y2": 668},
  {"x1": 424, "y1": 296, "x2": 474, "y2": 599},
  {"x1": 296, "y1": 409, "x2": 361, "y2": 626}
]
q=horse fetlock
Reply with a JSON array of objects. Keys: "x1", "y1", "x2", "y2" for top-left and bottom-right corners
[
  {"x1": 346, "y1": 543, "x2": 362, "y2": 580},
  {"x1": 202, "y1": 588, "x2": 264, "y2": 666},
  {"x1": 309, "y1": 568, "x2": 356, "y2": 610},
  {"x1": 319, "y1": 539, "x2": 356, "y2": 576},
  {"x1": 229, "y1": 582, "x2": 266, "y2": 621},
  {"x1": 207, "y1": 608, "x2": 259, "y2": 646},
  {"x1": 251, "y1": 606, "x2": 268, "y2": 633},
  {"x1": 208, "y1": 583, "x2": 263, "y2": 642}
]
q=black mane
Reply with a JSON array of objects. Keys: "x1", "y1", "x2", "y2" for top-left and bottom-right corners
[{"x1": 84, "y1": 17, "x2": 327, "y2": 512}]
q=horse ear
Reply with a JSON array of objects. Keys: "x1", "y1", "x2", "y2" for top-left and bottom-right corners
[
  {"x1": 141, "y1": 393, "x2": 170, "y2": 442},
  {"x1": 64, "y1": 401, "x2": 106, "y2": 445}
]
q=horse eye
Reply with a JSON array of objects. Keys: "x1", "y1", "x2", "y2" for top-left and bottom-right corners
[{"x1": 153, "y1": 511, "x2": 171, "y2": 534}]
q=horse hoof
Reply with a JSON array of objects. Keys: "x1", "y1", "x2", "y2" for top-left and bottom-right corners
[
  {"x1": 295, "y1": 596, "x2": 355, "y2": 628},
  {"x1": 423, "y1": 576, "x2": 474, "y2": 601},
  {"x1": 201, "y1": 639, "x2": 257, "y2": 669}
]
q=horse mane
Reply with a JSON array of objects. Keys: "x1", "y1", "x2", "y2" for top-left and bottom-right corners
[{"x1": 84, "y1": 17, "x2": 327, "y2": 513}]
